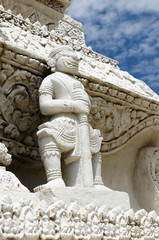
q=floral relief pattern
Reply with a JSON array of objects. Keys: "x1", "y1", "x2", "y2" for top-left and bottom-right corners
[
  {"x1": 0, "y1": 60, "x2": 43, "y2": 160},
  {"x1": 89, "y1": 97, "x2": 148, "y2": 142}
]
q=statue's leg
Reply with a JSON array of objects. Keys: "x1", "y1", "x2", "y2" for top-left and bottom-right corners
[
  {"x1": 34, "y1": 136, "x2": 65, "y2": 192},
  {"x1": 92, "y1": 152, "x2": 105, "y2": 189}
]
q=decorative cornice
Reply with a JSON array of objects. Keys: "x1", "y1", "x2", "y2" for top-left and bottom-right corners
[
  {"x1": 0, "y1": 0, "x2": 65, "y2": 29},
  {"x1": 36, "y1": 0, "x2": 71, "y2": 11},
  {"x1": 77, "y1": 77, "x2": 159, "y2": 154},
  {"x1": 77, "y1": 77, "x2": 159, "y2": 113},
  {"x1": 2, "y1": 39, "x2": 158, "y2": 111},
  {"x1": 0, "y1": 40, "x2": 48, "y2": 76},
  {"x1": 0, "y1": 6, "x2": 118, "y2": 67},
  {"x1": 101, "y1": 116, "x2": 159, "y2": 153},
  {"x1": 0, "y1": 195, "x2": 158, "y2": 240}
]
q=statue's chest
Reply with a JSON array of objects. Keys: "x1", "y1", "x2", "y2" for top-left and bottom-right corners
[{"x1": 53, "y1": 75, "x2": 82, "y2": 99}]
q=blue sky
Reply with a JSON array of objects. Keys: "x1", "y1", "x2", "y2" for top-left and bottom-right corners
[{"x1": 69, "y1": 0, "x2": 159, "y2": 95}]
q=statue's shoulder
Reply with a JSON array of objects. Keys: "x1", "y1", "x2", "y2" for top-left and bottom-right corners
[
  {"x1": 40, "y1": 72, "x2": 59, "y2": 85},
  {"x1": 40, "y1": 72, "x2": 74, "y2": 92},
  {"x1": 39, "y1": 73, "x2": 55, "y2": 96},
  {"x1": 52, "y1": 71, "x2": 70, "y2": 80}
]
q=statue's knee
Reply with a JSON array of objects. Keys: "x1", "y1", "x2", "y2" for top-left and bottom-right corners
[
  {"x1": 39, "y1": 138, "x2": 61, "y2": 159},
  {"x1": 38, "y1": 136, "x2": 55, "y2": 146}
]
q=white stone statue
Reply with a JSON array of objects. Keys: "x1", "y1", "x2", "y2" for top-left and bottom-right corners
[{"x1": 35, "y1": 46, "x2": 105, "y2": 191}]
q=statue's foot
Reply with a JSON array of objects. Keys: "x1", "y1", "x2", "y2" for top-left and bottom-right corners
[
  {"x1": 94, "y1": 177, "x2": 112, "y2": 190},
  {"x1": 33, "y1": 178, "x2": 65, "y2": 192}
]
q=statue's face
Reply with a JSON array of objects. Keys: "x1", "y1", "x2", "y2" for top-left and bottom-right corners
[{"x1": 56, "y1": 51, "x2": 80, "y2": 75}]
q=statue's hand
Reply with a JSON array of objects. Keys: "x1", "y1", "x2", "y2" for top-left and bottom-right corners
[{"x1": 73, "y1": 100, "x2": 90, "y2": 115}]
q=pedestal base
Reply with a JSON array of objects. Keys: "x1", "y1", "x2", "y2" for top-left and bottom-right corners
[{"x1": 36, "y1": 187, "x2": 130, "y2": 210}]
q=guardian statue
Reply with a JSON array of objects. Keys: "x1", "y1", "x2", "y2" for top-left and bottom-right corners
[{"x1": 35, "y1": 46, "x2": 105, "y2": 191}]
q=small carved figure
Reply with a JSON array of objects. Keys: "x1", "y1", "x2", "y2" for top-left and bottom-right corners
[
  {"x1": 0, "y1": 143, "x2": 29, "y2": 192},
  {"x1": 35, "y1": 46, "x2": 105, "y2": 190},
  {"x1": 24, "y1": 211, "x2": 40, "y2": 240},
  {"x1": 40, "y1": 214, "x2": 56, "y2": 240},
  {"x1": 0, "y1": 142, "x2": 12, "y2": 166}
]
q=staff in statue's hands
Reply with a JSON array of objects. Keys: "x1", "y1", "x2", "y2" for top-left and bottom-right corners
[{"x1": 34, "y1": 46, "x2": 105, "y2": 191}]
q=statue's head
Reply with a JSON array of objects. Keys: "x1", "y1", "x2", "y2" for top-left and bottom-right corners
[{"x1": 47, "y1": 45, "x2": 81, "y2": 75}]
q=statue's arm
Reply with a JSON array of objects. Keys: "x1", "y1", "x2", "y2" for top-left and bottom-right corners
[
  {"x1": 39, "y1": 94, "x2": 75, "y2": 115},
  {"x1": 39, "y1": 76, "x2": 90, "y2": 115},
  {"x1": 38, "y1": 76, "x2": 72, "y2": 115},
  {"x1": 40, "y1": 95, "x2": 90, "y2": 115}
]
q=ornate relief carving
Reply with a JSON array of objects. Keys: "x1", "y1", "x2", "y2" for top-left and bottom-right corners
[
  {"x1": 0, "y1": 41, "x2": 48, "y2": 76},
  {"x1": 85, "y1": 80, "x2": 159, "y2": 113},
  {"x1": 0, "y1": 0, "x2": 65, "y2": 29},
  {"x1": 0, "y1": 142, "x2": 12, "y2": 166},
  {"x1": 1, "y1": 40, "x2": 159, "y2": 157},
  {"x1": 0, "y1": 8, "x2": 48, "y2": 38},
  {"x1": 0, "y1": 197, "x2": 157, "y2": 240},
  {"x1": 52, "y1": 14, "x2": 86, "y2": 49},
  {"x1": 149, "y1": 149, "x2": 159, "y2": 190},
  {"x1": 77, "y1": 74, "x2": 159, "y2": 153},
  {"x1": 37, "y1": 0, "x2": 65, "y2": 13},
  {"x1": 37, "y1": 0, "x2": 71, "y2": 12},
  {"x1": 88, "y1": 96, "x2": 159, "y2": 153},
  {"x1": 89, "y1": 97, "x2": 148, "y2": 141},
  {"x1": 0, "y1": 143, "x2": 29, "y2": 191},
  {"x1": 1, "y1": 4, "x2": 159, "y2": 157},
  {"x1": 78, "y1": 60, "x2": 159, "y2": 101},
  {"x1": 0, "y1": 5, "x2": 118, "y2": 67},
  {"x1": 1, "y1": 41, "x2": 159, "y2": 157},
  {"x1": 0, "y1": 49, "x2": 44, "y2": 160},
  {"x1": 133, "y1": 147, "x2": 159, "y2": 212}
]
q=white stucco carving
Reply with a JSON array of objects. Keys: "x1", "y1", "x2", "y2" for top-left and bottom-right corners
[
  {"x1": 133, "y1": 146, "x2": 159, "y2": 212},
  {"x1": 1, "y1": 2, "x2": 158, "y2": 103},
  {"x1": 0, "y1": 142, "x2": 12, "y2": 166},
  {"x1": 78, "y1": 56, "x2": 159, "y2": 101},
  {"x1": 0, "y1": 196, "x2": 157, "y2": 240},
  {"x1": 0, "y1": 6, "x2": 158, "y2": 107},
  {"x1": 35, "y1": 46, "x2": 105, "y2": 190},
  {"x1": 1, "y1": 0, "x2": 159, "y2": 238},
  {"x1": 0, "y1": 0, "x2": 71, "y2": 29},
  {"x1": 0, "y1": 143, "x2": 29, "y2": 192},
  {"x1": 1, "y1": 36, "x2": 159, "y2": 159}
]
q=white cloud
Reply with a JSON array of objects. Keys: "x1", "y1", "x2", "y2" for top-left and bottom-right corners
[
  {"x1": 115, "y1": 0, "x2": 159, "y2": 13},
  {"x1": 69, "y1": 0, "x2": 159, "y2": 93},
  {"x1": 69, "y1": 0, "x2": 159, "y2": 19}
]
